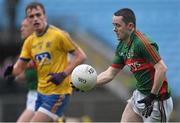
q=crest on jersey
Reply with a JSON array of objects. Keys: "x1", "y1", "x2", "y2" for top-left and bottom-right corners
[
  {"x1": 46, "y1": 41, "x2": 51, "y2": 48},
  {"x1": 126, "y1": 49, "x2": 134, "y2": 59},
  {"x1": 35, "y1": 52, "x2": 51, "y2": 65}
]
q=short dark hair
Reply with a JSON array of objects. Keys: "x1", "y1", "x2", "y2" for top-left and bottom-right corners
[
  {"x1": 25, "y1": 2, "x2": 45, "y2": 15},
  {"x1": 114, "y1": 8, "x2": 136, "y2": 28}
]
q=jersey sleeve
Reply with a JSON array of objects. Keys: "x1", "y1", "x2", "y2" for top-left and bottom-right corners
[
  {"x1": 59, "y1": 31, "x2": 77, "y2": 53},
  {"x1": 19, "y1": 37, "x2": 32, "y2": 62},
  {"x1": 138, "y1": 38, "x2": 161, "y2": 65},
  {"x1": 111, "y1": 44, "x2": 125, "y2": 69}
]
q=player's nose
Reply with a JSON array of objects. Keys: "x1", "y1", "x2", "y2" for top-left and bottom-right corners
[{"x1": 33, "y1": 15, "x2": 39, "y2": 21}]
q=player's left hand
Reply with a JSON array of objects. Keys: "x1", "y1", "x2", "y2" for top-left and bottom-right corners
[
  {"x1": 70, "y1": 82, "x2": 84, "y2": 92},
  {"x1": 137, "y1": 93, "x2": 156, "y2": 118},
  {"x1": 47, "y1": 72, "x2": 67, "y2": 85}
]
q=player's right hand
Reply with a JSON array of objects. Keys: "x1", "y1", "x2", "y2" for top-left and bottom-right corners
[
  {"x1": 4, "y1": 64, "x2": 15, "y2": 81},
  {"x1": 4, "y1": 64, "x2": 13, "y2": 77}
]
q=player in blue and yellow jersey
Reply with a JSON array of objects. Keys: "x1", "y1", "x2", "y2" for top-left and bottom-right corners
[
  {"x1": 96, "y1": 8, "x2": 173, "y2": 122},
  {"x1": 4, "y1": 2, "x2": 86, "y2": 122}
]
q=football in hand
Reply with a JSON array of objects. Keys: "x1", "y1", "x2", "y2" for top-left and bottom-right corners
[{"x1": 71, "y1": 64, "x2": 97, "y2": 92}]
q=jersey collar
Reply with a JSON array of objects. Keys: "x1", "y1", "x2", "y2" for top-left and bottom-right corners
[
  {"x1": 36, "y1": 24, "x2": 49, "y2": 37},
  {"x1": 127, "y1": 30, "x2": 136, "y2": 47}
]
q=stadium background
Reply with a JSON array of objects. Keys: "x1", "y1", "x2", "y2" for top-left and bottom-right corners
[{"x1": 0, "y1": 0, "x2": 179, "y2": 122}]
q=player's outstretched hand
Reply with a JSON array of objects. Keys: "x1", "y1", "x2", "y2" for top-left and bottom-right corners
[
  {"x1": 137, "y1": 93, "x2": 156, "y2": 118},
  {"x1": 4, "y1": 64, "x2": 15, "y2": 81},
  {"x1": 47, "y1": 72, "x2": 67, "y2": 85}
]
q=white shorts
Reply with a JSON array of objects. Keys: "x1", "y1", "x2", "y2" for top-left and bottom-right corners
[
  {"x1": 26, "y1": 90, "x2": 38, "y2": 112},
  {"x1": 128, "y1": 90, "x2": 173, "y2": 122}
]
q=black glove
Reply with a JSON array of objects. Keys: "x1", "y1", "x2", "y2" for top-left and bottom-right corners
[
  {"x1": 4, "y1": 64, "x2": 15, "y2": 81},
  {"x1": 137, "y1": 93, "x2": 156, "y2": 118},
  {"x1": 70, "y1": 82, "x2": 84, "y2": 92}
]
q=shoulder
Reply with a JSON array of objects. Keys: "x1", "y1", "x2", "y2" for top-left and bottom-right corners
[
  {"x1": 115, "y1": 41, "x2": 124, "y2": 54},
  {"x1": 48, "y1": 25, "x2": 70, "y2": 37},
  {"x1": 134, "y1": 31, "x2": 159, "y2": 49},
  {"x1": 23, "y1": 33, "x2": 35, "y2": 45}
]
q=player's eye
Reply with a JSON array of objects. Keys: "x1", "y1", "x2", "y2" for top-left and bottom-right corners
[
  {"x1": 115, "y1": 24, "x2": 121, "y2": 28},
  {"x1": 29, "y1": 15, "x2": 34, "y2": 19},
  {"x1": 36, "y1": 13, "x2": 41, "y2": 17},
  {"x1": 113, "y1": 23, "x2": 121, "y2": 28}
]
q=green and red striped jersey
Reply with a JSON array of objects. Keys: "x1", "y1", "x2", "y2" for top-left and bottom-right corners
[
  {"x1": 112, "y1": 31, "x2": 170, "y2": 99},
  {"x1": 24, "y1": 68, "x2": 37, "y2": 90}
]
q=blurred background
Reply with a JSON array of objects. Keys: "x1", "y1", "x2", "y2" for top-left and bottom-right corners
[{"x1": 0, "y1": 0, "x2": 180, "y2": 122}]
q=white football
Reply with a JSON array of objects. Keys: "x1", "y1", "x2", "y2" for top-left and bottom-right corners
[{"x1": 71, "y1": 64, "x2": 97, "y2": 92}]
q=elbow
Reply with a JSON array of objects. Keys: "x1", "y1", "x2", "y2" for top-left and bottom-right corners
[
  {"x1": 75, "y1": 47, "x2": 87, "y2": 63},
  {"x1": 162, "y1": 60, "x2": 167, "y2": 73},
  {"x1": 162, "y1": 65, "x2": 167, "y2": 73},
  {"x1": 80, "y1": 53, "x2": 87, "y2": 63},
  {"x1": 155, "y1": 61, "x2": 167, "y2": 73},
  {"x1": 161, "y1": 62, "x2": 167, "y2": 73},
  {"x1": 159, "y1": 64, "x2": 167, "y2": 74},
  {"x1": 83, "y1": 53, "x2": 87, "y2": 62}
]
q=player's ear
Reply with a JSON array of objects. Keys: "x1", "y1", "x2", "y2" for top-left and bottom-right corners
[{"x1": 127, "y1": 22, "x2": 134, "y2": 30}]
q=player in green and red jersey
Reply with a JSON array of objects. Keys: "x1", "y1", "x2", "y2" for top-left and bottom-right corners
[
  {"x1": 16, "y1": 62, "x2": 38, "y2": 122},
  {"x1": 17, "y1": 67, "x2": 38, "y2": 119},
  {"x1": 15, "y1": 18, "x2": 38, "y2": 122},
  {"x1": 96, "y1": 8, "x2": 173, "y2": 122}
]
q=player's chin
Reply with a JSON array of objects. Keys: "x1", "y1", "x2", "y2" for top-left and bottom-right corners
[
  {"x1": 34, "y1": 27, "x2": 41, "y2": 32},
  {"x1": 117, "y1": 36, "x2": 122, "y2": 41},
  {"x1": 117, "y1": 38, "x2": 121, "y2": 41},
  {"x1": 116, "y1": 34, "x2": 121, "y2": 40},
  {"x1": 33, "y1": 26, "x2": 38, "y2": 31}
]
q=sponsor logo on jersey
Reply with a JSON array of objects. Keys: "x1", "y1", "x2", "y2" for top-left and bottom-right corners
[
  {"x1": 127, "y1": 61, "x2": 141, "y2": 72},
  {"x1": 126, "y1": 49, "x2": 134, "y2": 59},
  {"x1": 35, "y1": 52, "x2": 51, "y2": 66}
]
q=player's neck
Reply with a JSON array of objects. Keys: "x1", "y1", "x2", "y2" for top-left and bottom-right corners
[
  {"x1": 36, "y1": 23, "x2": 48, "y2": 37},
  {"x1": 125, "y1": 28, "x2": 135, "y2": 45}
]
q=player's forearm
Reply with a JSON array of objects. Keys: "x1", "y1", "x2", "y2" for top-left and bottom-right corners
[
  {"x1": 12, "y1": 65, "x2": 24, "y2": 76},
  {"x1": 96, "y1": 67, "x2": 119, "y2": 86},
  {"x1": 151, "y1": 61, "x2": 167, "y2": 95},
  {"x1": 96, "y1": 71, "x2": 114, "y2": 86},
  {"x1": 12, "y1": 59, "x2": 27, "y2": 76}
]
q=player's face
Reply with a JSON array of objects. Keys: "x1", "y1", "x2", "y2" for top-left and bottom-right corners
[
  {"x1": 20, "y1": 19, "x2": 34, "y2": 40},
  {"x1": 26, "y1": 6, "x2": 47, "y2": 34},
  {"x1": 113, "y1": 15, "x2": 130, "y2": 41}
]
